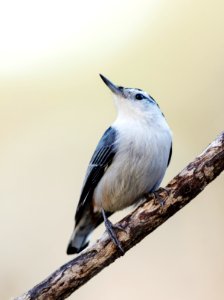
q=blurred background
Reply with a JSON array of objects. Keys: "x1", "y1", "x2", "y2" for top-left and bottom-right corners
[{"x1": 1, "y1": 0, "x2": 224, "y2": 299}]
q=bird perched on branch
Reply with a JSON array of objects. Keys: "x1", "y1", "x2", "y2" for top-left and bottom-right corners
[{"x1": 67, "y1": 74, "x2": 172, "y2": 254}]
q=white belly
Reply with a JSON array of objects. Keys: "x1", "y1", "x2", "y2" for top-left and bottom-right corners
[{"x1": 93, "y1": 119, "x2": 172, "y2": 212}]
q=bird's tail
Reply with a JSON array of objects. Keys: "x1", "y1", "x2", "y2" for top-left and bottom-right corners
[
  {"x1": 67, "y1": 221, "x2": 94, "y2": 255},
  {"x1": 67, "y1": 208, "x2": 105, "y2": 255},
  {"x1": 67, "y1": 209, "x2": 112, "y2": 255}
]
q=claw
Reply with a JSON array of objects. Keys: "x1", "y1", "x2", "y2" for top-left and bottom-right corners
[{"x1": 149, "y1": 189, "x2": 168, "y2": 207}]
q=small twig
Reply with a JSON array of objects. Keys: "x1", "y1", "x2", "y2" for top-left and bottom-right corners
[{"x1": 15, "y1": 132, "x2": 224, "y2": 300}]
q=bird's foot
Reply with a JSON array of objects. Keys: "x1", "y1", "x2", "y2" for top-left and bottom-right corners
[
  {"x1": 152, "y1": 192, "x2": 165, "y2": 206},
  {"x1": 101, "y1": 208, "x2": 125, "y2": 255},
  {"x1": 147, "y1": 188, "x2": 169, "y2": 207}
]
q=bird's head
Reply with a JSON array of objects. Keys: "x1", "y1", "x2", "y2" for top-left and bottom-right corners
[{"x1": 100, "y1": 74, "x2": 163, "y2": 122}]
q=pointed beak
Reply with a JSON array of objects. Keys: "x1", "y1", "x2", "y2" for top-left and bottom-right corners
[{"x1": 99, "y1": 74, "x2": 123, "y2": 96}]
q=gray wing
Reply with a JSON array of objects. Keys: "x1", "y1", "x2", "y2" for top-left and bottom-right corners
[{"x1": 75, "y1": 127, "x2": 117, "y2": 224}]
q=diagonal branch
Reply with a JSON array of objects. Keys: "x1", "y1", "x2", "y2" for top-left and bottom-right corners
[{"x1": 15, "y1": 132, "x2": 224, "y2": 300}]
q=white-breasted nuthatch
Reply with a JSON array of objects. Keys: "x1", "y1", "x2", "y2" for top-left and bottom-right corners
[{"x1": 67, "y1": 74, "x2": 172, "y2": 254}]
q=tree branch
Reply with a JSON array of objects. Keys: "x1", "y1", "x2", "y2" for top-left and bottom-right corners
[{"x1": 15, "y1": 132, "x2": 224, "y2": 300}]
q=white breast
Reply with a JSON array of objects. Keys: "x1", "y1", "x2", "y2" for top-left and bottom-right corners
[{"x1": 93, "y1": 113, "x2": 172, "y2": 212}]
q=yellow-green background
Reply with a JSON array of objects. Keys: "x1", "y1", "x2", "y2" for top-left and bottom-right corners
[{"x1": 1, "y1": 1, "x2": 223, "y2": 299}]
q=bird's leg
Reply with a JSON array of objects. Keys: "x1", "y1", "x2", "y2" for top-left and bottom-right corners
[{"x1": 101, "y1": 208, "x2": 124, "y2": 254}]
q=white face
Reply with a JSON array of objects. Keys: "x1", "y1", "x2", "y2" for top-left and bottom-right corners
[
  {"x1": 115, "y1": 86, "x2": 162, "y2": 116},
  {"x1": 120, "y1": 87, "x2": 157, "y2": 104},
  {"x1": 99, "y1": 74, "x2": 163, "y2": 118}
]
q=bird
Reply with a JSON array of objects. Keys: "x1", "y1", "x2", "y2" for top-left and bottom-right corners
[{"x1": 66, "y1": 74, "x2": 172, "y2": 255}]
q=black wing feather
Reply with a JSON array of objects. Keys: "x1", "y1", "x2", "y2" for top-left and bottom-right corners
[
  {"x1": 167, "y1": 143, "x2": 172, "y2": 167},
  {"x1": 75, "y1": 127, "x2": 117, "y2": 224}
]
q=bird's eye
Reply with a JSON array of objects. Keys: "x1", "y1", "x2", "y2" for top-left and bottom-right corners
[{"x1": 135, "y1": 93, "x2": 144, "y2": 100}]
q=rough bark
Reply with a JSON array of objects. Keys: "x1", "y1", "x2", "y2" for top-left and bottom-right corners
[{"x1": 15, "y1": 132, "x2": 224, "y2": 300}]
